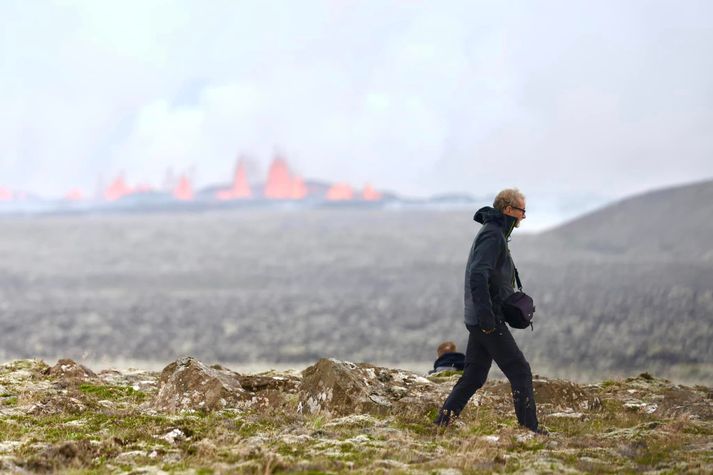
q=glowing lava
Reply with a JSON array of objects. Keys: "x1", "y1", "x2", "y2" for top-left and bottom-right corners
[
  {"x1": 173, "y1": 175, "x2": 194, "y2": 201},
  {"x1": 217, "y1": 159, "x2": 252, "y2": 200},
  {"x1": 362, "y1": 184, "x2": 382, "y2": 201},
  {"x1": 264, "y1": 157, "x2": 309, "y2": 200},
  {"x1": 291, "y1": 175, "x2": 308, "y2": 200},
  {"x1": 15, "y1": 154, "x2": 384, "y2": 205},
  {"x1": 104, "y1": 175, "x2": 132, "y2": 201},
  {"x1": 326, "y1": 183, "x2": 354, "y2": 201},
  {"x1": 264, "y1": 158, "x2": 292, "y2": 199}
]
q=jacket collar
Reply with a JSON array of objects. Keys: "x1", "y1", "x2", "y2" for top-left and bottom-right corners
[{"x1": 473, "y1": 206, "x2": 518, "y2": 239}]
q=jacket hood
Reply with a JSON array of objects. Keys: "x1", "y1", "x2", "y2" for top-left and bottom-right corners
[{"x1": 474, "y1": 206, "x2": 518, "y2": 238}]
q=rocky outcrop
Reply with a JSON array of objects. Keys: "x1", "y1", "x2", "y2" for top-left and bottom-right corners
[
  {"x1": 532, "y1": 377, "x2": 601, "y2": 411},
  {"x1": 45, "y1": 359, "x2": 97, "y2": 381},
  {"x1": 154, "y1": 357, "x2": 246, "y2": 412},
  {"x1": 237, "y1": 371, "x2": 302, "y2": 411},
  {"x1": 298, "y1": 358, "x2": 441, "y2": 417},
  {"x1": 0, "y1": 358, "x2": 711, "y2": 473},
  {"x1": 602, "y1": 373, "x2": 713, "y2": 420}
]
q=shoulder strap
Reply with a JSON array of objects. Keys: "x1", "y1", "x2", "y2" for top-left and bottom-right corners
[
  {"x1": 505, "y1": 241, "x2": 524, "y2": 291},
  {"x1": 513, "y1": 265, "x2": 523, "y2": 291}
]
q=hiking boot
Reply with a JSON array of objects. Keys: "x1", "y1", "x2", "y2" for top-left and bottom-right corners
[
  {"x1": 533, "y1": 426, "x2": 549, "y2": 436},
  {"x1": 434, "y1": 409, "x2": 456, "y2": 427}
]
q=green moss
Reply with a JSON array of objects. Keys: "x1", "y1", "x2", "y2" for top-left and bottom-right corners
[
  {"x1": 78, "y1": 383, "x2": 147, "y2": 402},
  {"x1": 553, "y1": 451, "x2": 580, "y2": 466},
  {"x1": 633, "y1": 435, "x2": 683, "y2": 468},
  {"x1": 2, "y1": 396, "x2": 18, "y2": 406},
  {"x1": 1, "y1": 359, "x2": 44, "y2": 372},
  {"x1": 464, "y1": 408, "x2": 510, "y2": 435},
  {"x1": 309, "y1": 415, "x2": 326, "y2": 431},
  {"x1": 508, "y1": 436, "x2": 545, "y2": 452},
  {"x1": 0, "y1": 417, "x2": 32, "y2": 440},
  {"x1": 235, "y1": 420, "x2": 265, "y2": 437},
  {"x1": 339, "y1": 442, "x2": 355, "y2": 452},
  {"x1": 393, "y1": 420, "x2": 433, "y2": 436},
  {"x1": 427, "y1": 370, "x2": 463, "y2": 382},
  {"x1": 0, "y1": 366, "x2": 710, "y2": 474},
  {"x1": 6, "y1": 412, "x2": 185, "y2": 448},
  {"x1": 682, "y1": 422, "x2": 713, "y2": 436},
  {"x1": 276, "y1": 442, "x2": 307, "y2": 458}
]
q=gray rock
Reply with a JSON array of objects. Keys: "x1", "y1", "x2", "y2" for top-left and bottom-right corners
[
  {"x1": 153, "y1": 357, "x2": 246, "y2": 412},
  {"x1": 46, "y1": 359, "x2": 97, "y2": 381},
  {"x1": 298, "y1": 358, "x2": 439, "y2": 417}
]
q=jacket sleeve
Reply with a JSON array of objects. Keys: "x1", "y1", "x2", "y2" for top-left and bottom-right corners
[{"x1": 468, "y1": 228, "x2": 503, "y2": 327}]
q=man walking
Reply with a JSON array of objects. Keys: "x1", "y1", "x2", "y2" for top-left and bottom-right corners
[{"x1": 434, "y1": 188, "x2": 542, "y2": 433}]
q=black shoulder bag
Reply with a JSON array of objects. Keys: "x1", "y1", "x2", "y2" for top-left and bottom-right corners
[{"x1": 502, "y1": 266, "x2": 536, "y2": 330}]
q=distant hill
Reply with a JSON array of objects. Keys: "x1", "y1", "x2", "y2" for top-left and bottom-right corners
[
  {"x1": 504, "y1": 180, "x2": 713, "y2": 382},
  {"x1": 531, "y1": 179, "x2": 713, "y2": 262}
]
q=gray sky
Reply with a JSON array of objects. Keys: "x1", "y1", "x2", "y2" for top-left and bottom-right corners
[{"x1": 1, "y1": 0, "x2": 712, "y2": 200}]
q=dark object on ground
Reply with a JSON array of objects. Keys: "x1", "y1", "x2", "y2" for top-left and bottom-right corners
[
  {"x1": 433, "y1": 408, "x2": 457, "y2": 427},
  {"x1": 430, "y1": 352, "x2": 466, "y2": 374}
]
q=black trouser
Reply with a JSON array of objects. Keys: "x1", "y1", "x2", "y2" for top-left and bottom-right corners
[{"x1": 440, "y1": 321, "x2": 538, "y2": 431}]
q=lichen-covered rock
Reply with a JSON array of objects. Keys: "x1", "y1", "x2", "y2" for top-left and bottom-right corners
[
  {"x1": 298, "y1": 359, "x2": 381, "y2": 416},
  {"x1": 602, "y1": 374, "x2": 713, "y2": 420},
  {"x1": 0, "y1": 357, "x2": 710, "y2": 474},
  {"x1": 298, "y1": 359, "x2": 438, "y2": 416},
  {"x1": 45, "y1": 359, "x2": 97, "y2": 381},
  {"x1": 238, "y1": 373, "x2": 301, "y2": 394},
  {"x1": 153, "y1": 357, "x2": 246, "y2": 412},
  {"x1": 532, "y1": 377, "x2": 600, "y2": 412},
  {"x1": 98, "y1": 368, "x2": 159, "y2": 393},
  {"x1": 655, "y1": 385, "x2": 713, "y2": 419},
  {"x1": 23, "y1": 440, "x2": 99, "y2": 472}
]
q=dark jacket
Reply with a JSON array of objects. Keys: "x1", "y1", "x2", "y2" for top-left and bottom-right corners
[
  {"x1": 464, "y1": 206, "x2": 518, "y2": 328},
  {"x1": 431, "y1": 352, "x2": 466, "y2": 373}
]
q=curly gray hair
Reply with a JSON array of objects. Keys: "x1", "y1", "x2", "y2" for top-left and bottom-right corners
[{"x1": 493, "y1": 188, "x2": 525, "y2": 212}]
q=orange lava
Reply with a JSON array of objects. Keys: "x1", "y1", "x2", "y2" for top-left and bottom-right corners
[
  {"x1": 264, "y1": 156, "x2": 309, "y2": 200},
  {"x1": 362, "y1": 184, "x2": 382, "y2": 201},
  {"x1": 104, "y1": 175, "x2": 132, "y2": 201},
  {"x1": 264, "y1": 157, "x2": 292, "y2": 199},
  {"x1": 173, "y1": 175, "x2": 194, "y2": 201},
  {"x1": 326, "y1": 182, "x2": 354, "y2": 201},
  {"x1": 217, "y1": 159, "x2": 252, "y2": 200},
  {"x1": 291, "y1": 175, "x2": 308, "y2": 200}
]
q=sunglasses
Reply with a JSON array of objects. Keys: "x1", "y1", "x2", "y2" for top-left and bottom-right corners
[{"x1": 510, "y1": 205, "x2": 526, "y2": 214}]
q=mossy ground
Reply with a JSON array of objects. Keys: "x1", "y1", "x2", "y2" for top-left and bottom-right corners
[{"x1": 0, "y1": 361, "x2": 710, "y2": 474}]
